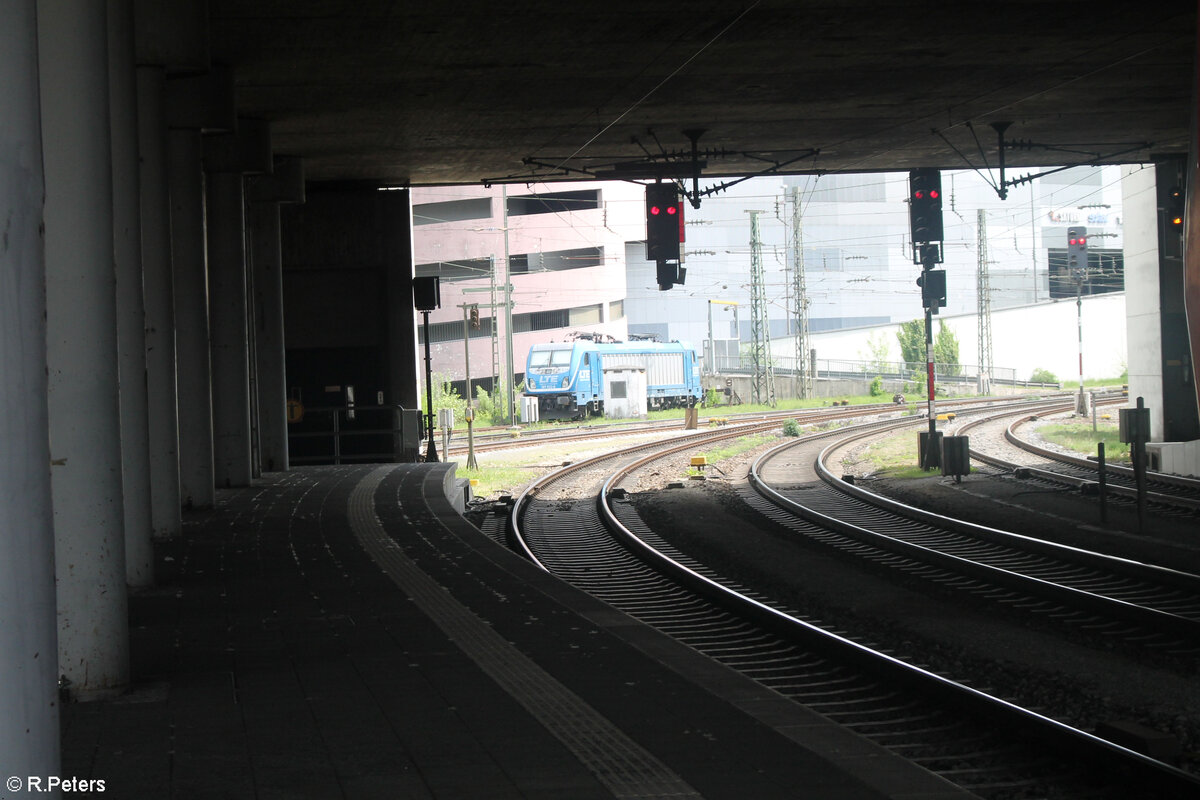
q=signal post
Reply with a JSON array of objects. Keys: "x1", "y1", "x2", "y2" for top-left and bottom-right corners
[{"x1": 909, "y1": 168, "x2": 947, "y2": 468}]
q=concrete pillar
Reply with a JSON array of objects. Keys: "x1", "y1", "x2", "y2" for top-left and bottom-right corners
[
  {"x1": 206, "y1": 171, "x2": 253, "y2": 487},
  {"x1": 109, "y1": 0, "x2": 154, "y2": 586},
  {"x1": 1124, "y1": 165, "x2": 1165, "y2": 440},
  {"x1": 384, "y1": 188, "x2": 421, "y2": 411},
  {"x1": 169, "y1": 127, "x2": 215, "y2": 508},
  {"x1": 166, "y1": 67, "x2": 237, "y2": 507},
  {"x1": 38, "y1": 0, "x2": 130, "y2": 699},
  {"x1": 137, "y1": 66, "x2": 182, "y2": 538},
  {"x1": 203, "y1": 120, "x2": 272, "y2": 486},
  {"x1": 1, "y1": 0, "x2": 62, "y2": 778},
  {"x1": 248, "y1": 157, "x2": 305, "y2": 472}
]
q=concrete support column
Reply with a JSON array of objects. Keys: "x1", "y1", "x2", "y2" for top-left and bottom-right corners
[
  {"x1": 248, "y1": 157, "x2": 305, "y2": 473},
  {"x1": 137, "y1": 66, "x2": 182, "y2": 538},
  {"x1": 109, "y1": 0, "x2": 154, "y2": 586},
  {"x1": 383, "y1": 188, "x2": 421, "y2": 412},
  {"x1": 247, "y1": 199, "x2": 284, "y2": 471},
  {"x1": 206, "y1": 171, "x2": 253, "y2": 487},
  {"x1": 38, "y1": 0, "x2": 130, "y2": 699},
  {"x1": 169, "y1": 127, "x2": 215, "y2": 508},
  {"x1": 1, "y1": 0, "x2": 61, "y2": 777}
]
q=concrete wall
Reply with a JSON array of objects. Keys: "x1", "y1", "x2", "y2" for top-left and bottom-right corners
[
  {"x1": 798, "y1": 293, "x2": 1128, "y2": 385},
  {"x1": 1123, "y1": 165, "x2": 1165, "y2": 440}
]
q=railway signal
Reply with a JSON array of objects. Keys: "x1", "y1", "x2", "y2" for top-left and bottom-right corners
[
  {"x1": 1167, "y1": 186, "x2": 1184, "y2": 228},
  {"x1": 646, "y1": 182, "x2": 683, "y2": 263},
  {"x1": 1067, "y1": 226, "x2": 1088, "y2": 273},
  {"x1": 908, "y1": 168, "x2": 944, "y2": 246},
  {"x1": 916, "y1": 268, "x2": 946, "y2": 312}
]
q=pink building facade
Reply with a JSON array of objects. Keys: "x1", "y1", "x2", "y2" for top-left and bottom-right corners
[{"x1": 411, "y1": 182, "x2": 646, "y2": 407}]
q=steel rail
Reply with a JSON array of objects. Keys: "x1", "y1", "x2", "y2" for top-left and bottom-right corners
[{"x1": 744, "y1": 416, "x2": 1200, "y2": 640}]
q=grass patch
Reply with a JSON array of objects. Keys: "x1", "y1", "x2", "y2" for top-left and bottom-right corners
[
  {"x1": 844, "y1": 429, "x2": 948, "y2": 478},
  {"x1": 700, "y1": 433, "x2": 775, "y2": 464},
  {"x1": 1037, "y1": 421, "x2": 1130, "y2": 462},
  {"x1": 454, "y1": 464, "x2": 541, "y2": 498}
]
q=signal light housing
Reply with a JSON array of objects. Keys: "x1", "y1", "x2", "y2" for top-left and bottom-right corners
[
  {"x1": 916, "y1": 268, "x2": 946, "y2": 312},
  {"x1": 909, "y1": 168, "x2": 944, "y2": 246},
  {"x1": 646, "y1": 183, "x2": 682, "y2": 262},
  {"x1": 1066, "y1": 226, "x2": 1088, "y2": 272},
  {"x1": 1168, "y1": 186, "x2": 1184, "y2": 227}
]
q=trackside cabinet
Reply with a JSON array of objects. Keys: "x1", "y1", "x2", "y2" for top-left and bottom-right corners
[{"x1": 941, "y1": 435, "x2": 970, "y2": 482}]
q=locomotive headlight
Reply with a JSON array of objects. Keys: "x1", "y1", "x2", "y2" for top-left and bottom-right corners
[
  {"x1": 528, "y1": 378, "x2": 536, "y2": 388},
  {"x1": 561, "y1": 377, "x2": 569, "y2": 388}
]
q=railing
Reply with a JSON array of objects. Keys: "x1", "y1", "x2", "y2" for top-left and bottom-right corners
[
  {"x1": 705, "y1": 355, "x2": 1057, "y2": 388},
  {"x1": 287, "y1": 404, "x2": 423, "y2": 465}
]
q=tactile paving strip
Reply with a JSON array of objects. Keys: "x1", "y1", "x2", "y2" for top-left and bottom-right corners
[{"x1": 348, "y1": 464, "x2": 702, "y2": 799}]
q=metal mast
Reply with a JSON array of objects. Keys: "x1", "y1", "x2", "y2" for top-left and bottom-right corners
[
  {"x1": 976, "y1": 209, "x2": 993, "y2": 394},
  {"x1": 790, "y1": 187, "x2": 812, "y2": 398},
  {"x1": 747, "y1": 210, "x2": 775, "y2": 406}
]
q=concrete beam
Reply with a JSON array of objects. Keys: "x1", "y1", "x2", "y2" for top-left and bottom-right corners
[
  {"x1": 248, "y1": 156, "x2": 306, "y2": 204},
  {"x1": 134, "y1": 0, "x2": 208, "y2": 72},
  {"x1": 166, "y1": 62, "x2": 234, "y2": 131},
  {"x1": 204, "y1": 117, "x2": 272, "y2": 174}
]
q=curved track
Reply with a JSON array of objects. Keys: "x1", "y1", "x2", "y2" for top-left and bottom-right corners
[
  {"x1": 954, "y1": 403, "x2": 1200, "y2": 514},
  {"x1": 749, "y1": 417, "x2": 1200, "y2": 651},
  {"x1": 508, "y1": 398, "x2": 1200, "y2": 798}
]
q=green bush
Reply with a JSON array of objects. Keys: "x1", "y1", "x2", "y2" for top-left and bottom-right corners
[
  {"x1": 782, "y1": 418, "x2": 801, "y2": 437},
  {"x1": 869, "y1": 375, "x2": 884, "y2": 396},
  {"x1": 1029, "y1": 367, "x2": 1058, "y2": 384},
  {"x1": 474, "y1": 380, "x2": 523, "y2": 426}
]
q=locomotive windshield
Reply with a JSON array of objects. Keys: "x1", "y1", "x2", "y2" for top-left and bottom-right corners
[{"x1": 529, "y1": 348, "x2": 573, "y2": 368}]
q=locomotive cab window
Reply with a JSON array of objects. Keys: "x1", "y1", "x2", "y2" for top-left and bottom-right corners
[
  {"x1": 550, "y1": 349, "x2": 572, "y2": 366},
  {"x1": 529, "y1": 351, "x2": 552, "y2": 367}
]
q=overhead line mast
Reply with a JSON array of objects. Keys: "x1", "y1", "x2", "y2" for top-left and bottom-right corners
[
  {"x1": 977, "y1": 209, "x2": 994, "y2": 395},
  {"x1": 790, "y1": 187, "x2": 812, "y2": 399},
  {"x1": 747, "y1": 210, "x2": 775, "y2": 406}
]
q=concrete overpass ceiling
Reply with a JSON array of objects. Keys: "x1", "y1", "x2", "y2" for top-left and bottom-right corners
[{"x1": 209, "y1": 1, "x2": 1196, "y2": 185}]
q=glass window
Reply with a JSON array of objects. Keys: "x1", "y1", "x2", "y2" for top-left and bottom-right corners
[
  {"x1": 529, "y1": 351, "x2": 551, "y2": 367},
  {"x1": 550, "y1": 349, "x2": 573, "y2": 366},
  {"x1": 610, "y1": 381, "x2": 627, "y2": 399}
]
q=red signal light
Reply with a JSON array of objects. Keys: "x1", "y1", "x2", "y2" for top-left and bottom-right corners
[
  {"x1": 1069, "y1": 238, "x2": 1077, "y2": 245},
  {"x1": 1079, "y1": 237, "x2": 1086, "y2": 245},
  {"x1": 929, "y1": 189, "x2": 939, "y2": 199},
  {"x1": 666, "y1": 205, "x2": 677, "y2": 215},
  {"x1": 914, "y1": 190, "x2": 925, "y2": 200},
  {"x1": 650, "y1": 206, "x2": 661, "y2": 216}
]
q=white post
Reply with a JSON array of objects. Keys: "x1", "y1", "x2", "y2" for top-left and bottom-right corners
[
  {"x1": 207, "y1": 171, "x2": 253, "y2": 487},
  {"x1": 109, "y1": 0, "x2": 155, "y2": 585},
  {"x1": 170, "y1": 126, "x2": 216, "y2": 507},
  {"x1": 137, "y1": 65, "x2": 183, "y2": 537},
  {"x1": 1, "y1": 0, "x2": 62, "y2": 776},
  {"x1": 39, "y1": 0, "x2": 131, "y2": 699}
]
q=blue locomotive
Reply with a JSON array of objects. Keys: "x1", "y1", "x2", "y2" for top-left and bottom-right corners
[{"x1": 523, "y1": 338, "x2": 701, "y2": 420}]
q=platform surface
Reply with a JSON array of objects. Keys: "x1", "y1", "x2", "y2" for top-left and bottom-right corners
[{"x1": 59, "y1": 463, "x2": 971, "y2": 799}]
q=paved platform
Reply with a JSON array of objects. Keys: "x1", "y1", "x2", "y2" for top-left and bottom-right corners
[{"x1": 60, "y1": 463, "x2": 971, "y2": 799}]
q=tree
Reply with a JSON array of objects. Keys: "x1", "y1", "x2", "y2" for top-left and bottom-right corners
[
  {"x1": 934, "y1": 321, "x2": 961, "y2": 377},
  {"x1": 860, "y1": 331, "x2": 893, "y2": 374},
  {"x1": 896, "y1": 320, "x2": 924, "y2": 368}
]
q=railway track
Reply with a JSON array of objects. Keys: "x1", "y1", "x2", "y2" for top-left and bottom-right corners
[
  {"x1": 954, "y1": 403, "x2": 1200, "y2": 514},
  {"x1": 507, "y1": 397, "x2": 1200, "y2": 798},
  {"x1": 445, "y1": 395, "x2": 1035, "y2": 458}
]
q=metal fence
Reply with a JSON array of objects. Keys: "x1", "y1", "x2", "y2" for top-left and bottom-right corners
[
  {"x1": 287, "y1": 404, "x2": 424, "y2": 465},
  {"x1": 707, "y1": 354, "x2": 1043, "y2": 387}
]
